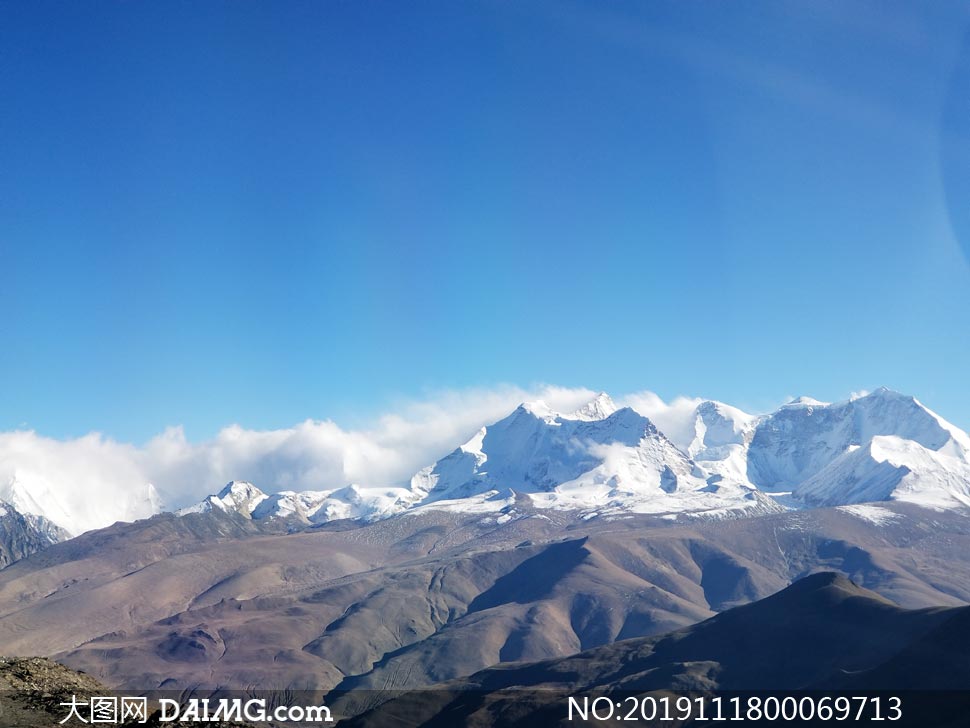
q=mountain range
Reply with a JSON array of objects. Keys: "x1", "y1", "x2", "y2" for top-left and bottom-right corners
[
  {"x1": 4, "y1": 572, "x2": 970, "y2": 727},
  {"x1": 2, "y1": 387, "x2": 969, "y2": 562},
  {"x1": 169, "y1": 388, "x2": 970, "y2": 529},
  {"x1": 0, "y1": 497, "x2": 967, "y2": 697},
  {"x1": 343, "y1": 571, "x2": 970, "y2": 727}
]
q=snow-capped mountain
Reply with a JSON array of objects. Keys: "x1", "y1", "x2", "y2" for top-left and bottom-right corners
[
  {"x1": 649, "y1": 388, "x2": 970, "y2": 511},
  {"x1": 408, "y1": 397, "x2": 776, "y2": 519},
  {"x1": 175, "y1": 389, "x2": 970, "y2": 528},
  {"x1": 746, "y1": 388, "x2": 969, "y2": 489},
  {"x1": 680, "y1": 400, "x2": 762, "y2": 486},
  {"x1": 403, "y1": 388, "x2": 970, "y2": 519},
  {"x1": 794, "y1": 435, "x2": 970, "y2": 508},
  {"x1": 178, "y1": 480, "x2": 414, "y2": 525},
  {"x1": 742, "y1": 388, "x2": 970, "y2": 510},
  {"x1": 250, "y1": 484, "x2": 412, "y2": 523},
  {"x1": 177, "y1": 395, "x2": 782, "y2": 526},
  {"x1": 0, "y1": 501, "x2": 68, "y2": 567},
  {"x1": 176, "y1": 481, "x2": 269, "y2": 517},
  {"x1": 568, "y1": 392, "x2": 620, "y2": 421}
]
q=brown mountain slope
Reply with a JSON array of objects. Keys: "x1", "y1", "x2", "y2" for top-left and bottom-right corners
[
  {"x1": 1, "y1": 502, "x2": 969, "y2": 702},
  {"x1": 343, "y1": 572, "x2": 968, "y2": 727}
]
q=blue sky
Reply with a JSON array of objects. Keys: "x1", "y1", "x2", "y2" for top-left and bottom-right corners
[{"x1": 2, "y1": 0, "x2": 969, "y2": 441}]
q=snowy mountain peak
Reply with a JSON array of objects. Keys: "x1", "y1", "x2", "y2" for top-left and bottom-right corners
[
  {"x1": 514, "y1": 394, "x2": 620, "y2": 424},
  {"x1": 862, "y1": 387, "x2": 925, "y2": 407},
  {"x1": 178, "y1": 481, "x2": 268, "y2": 518},
  {"x1": 683, "y1": 400, "x2": 760, "y2": 485},
  {"x1": 873, "y1": 385, "x2": 901, "y2": 396},
  {"x1": 459, "y1": 427, "x2": 487, "y2": 456},
  {"x1": 0, "y1": 499, "x2": 67, "y2": 566},
  {"x1": 795, "y1": 435, "x2": 970, "y2": 509},
  {"x1": 217, "y1": 480, "x2": 265, "y2": 501},
  {"x1": 568, "y1": 392, "x2": 618, "y2": 421},
  {"x1": 692, "y1": 401, "x2": 757, "y2": 446},
  {"x1": 784, "y1": 396, "x2": 830, "y2": 408},
  {"x1": 405, "y1": 399, "x2": 778, "y2": 520},
  {"x1": 516, "y1": 400, "x2": 560, "y2": 423},
  {"x1": 179, "y1": 479, "x2": 416, "y2": 526},
  {"x1": 748, "y1": 389, "x2": 969, "y2": 493}
]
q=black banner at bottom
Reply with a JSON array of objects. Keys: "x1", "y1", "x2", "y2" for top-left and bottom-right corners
[{"x1": 4, "y1": 689, "x2": 970, "y2": 728}]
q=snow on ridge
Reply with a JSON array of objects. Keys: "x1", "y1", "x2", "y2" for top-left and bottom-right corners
[
  {"x1": 179, "y1": 480, "x2": 417, "y2": 525},
  {"x1": 746, "y1": 388, "x2": 968, "y2": 493},
  {"x1": 836, "y1": 504, "x2": 902, "y2": 525},
  {"x1": 400, "y1": 395, "x2": 783, "y2": 522},
  {"x1": 176, "y1": 480, "x2": 266, "y2": 517},
  {"x1": 783, "y1": 396, "x2": 832, "y2": 408},
  {"x1": 568, "y1": 392, "x2": 619, "y2": 421}
]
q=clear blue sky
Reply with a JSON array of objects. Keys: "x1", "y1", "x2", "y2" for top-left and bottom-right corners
[{"x1": 2, "y1": 0, "x2": 969, "y2": 441}]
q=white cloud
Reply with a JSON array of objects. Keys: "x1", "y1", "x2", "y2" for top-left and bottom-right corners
[{"x1": 0, "y1": 430, "x2": 153, "y2": 536}]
